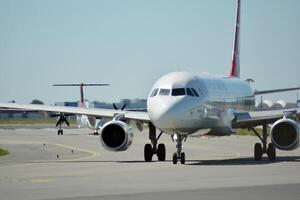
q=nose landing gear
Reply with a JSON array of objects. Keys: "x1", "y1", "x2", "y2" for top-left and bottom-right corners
[
  {"x1": 52, "y1": 113, "x2": 69, "y2": 136},
  {"x1": 172, "y1": 134, "x2": 186, "y2": 164}
]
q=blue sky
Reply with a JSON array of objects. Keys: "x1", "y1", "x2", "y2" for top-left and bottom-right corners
[{"x1": 0, "y1": 0, "x2": 299, "y2": 105}]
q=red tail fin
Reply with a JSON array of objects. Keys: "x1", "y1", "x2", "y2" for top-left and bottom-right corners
[
  {"x1": 229, "y1": 0, "x2": 240, "y2": 78},
  {"x1": 79, "y1": 82, "x2": 85, "y2": 108}
]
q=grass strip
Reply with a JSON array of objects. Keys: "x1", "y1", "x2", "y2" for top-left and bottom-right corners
[{"x1": 0, "y1": 148, "x2": 9, "y2": 156}]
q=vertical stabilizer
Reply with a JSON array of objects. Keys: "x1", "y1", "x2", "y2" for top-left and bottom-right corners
[
  {"x1": 79, "y1": 83, "x2": 85, "y2": 108},
  {"x1": 229, "y1": 0, "x2": 241, "y2": 78}
]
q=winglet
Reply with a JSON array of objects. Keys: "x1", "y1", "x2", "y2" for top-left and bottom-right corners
[{"x1": 229, "y1": 0, "x2": 241, "y2": 78}]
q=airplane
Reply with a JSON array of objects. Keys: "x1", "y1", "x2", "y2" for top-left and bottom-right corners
[
  {"x1": 51, "y1": 83, "x2": 109, "y2": 135},
  {"x1": 1, "y1": 0, "x2": 300, "y2": 164}
]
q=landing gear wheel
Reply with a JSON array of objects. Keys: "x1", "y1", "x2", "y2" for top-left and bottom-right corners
[
  {"x1": 180, "y1": 152, "x2": 185, "y2": 164},
  {"x1": 57, "y1": 130, "x2": 62, "y2": 135},
  {"x1": 61, "y1": 129, "x2": 63, "y2": 135},
  {"x1": 254, "y1": 143, "x2": 263, "y2": 161},
  {"x1": 144, "y1": 143, "x2": 153, "y2": 162},
  {"x1": 157, "y1": 143, "x2": 166, "y2": 161},
  {"x1": 267, "y1": 143, "x2": 276, "y2": 161},
  {"x1": 172, "y1": 153, "x2": 177, "y2": 164}
]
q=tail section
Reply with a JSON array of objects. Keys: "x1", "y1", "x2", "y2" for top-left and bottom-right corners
[
  {"x1": 229, "y1": 0, "x2": 241, "y2": 78},
  {"x1": 53, "y1": 83, "x2": 110, "y2": 108},
  {"x1": 79, "y1": 83, "x2": 85, "y2": 108}
]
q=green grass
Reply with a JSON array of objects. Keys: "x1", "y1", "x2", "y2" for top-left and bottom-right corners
[
  {"x1": 0, "y1": 148, "x2": 9, "y2": 156},
  {"x1": 0, "y1": 118, "x2": 76, "y2": 125}
]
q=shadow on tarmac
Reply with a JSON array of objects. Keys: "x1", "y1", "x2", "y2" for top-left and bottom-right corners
[
  {"x1": 26, "y1": 156, "x2": 300, "y2": 166},
  {"x1": 186, "y1": 156, "x2": 300, "y2": 166}
]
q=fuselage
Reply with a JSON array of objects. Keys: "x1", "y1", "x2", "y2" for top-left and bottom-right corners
[
  {"x1": 76, "y1": 102, "x2": 103, "y2": 131},
  {"x1": 147, "y1": 71, "x2": 255, "y2": 136}
]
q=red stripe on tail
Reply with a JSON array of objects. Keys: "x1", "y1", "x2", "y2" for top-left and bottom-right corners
[{"x1": 229, "y1": 0, "x2": 240, "y2": 78}]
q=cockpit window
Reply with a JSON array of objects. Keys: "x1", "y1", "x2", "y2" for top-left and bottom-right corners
[
  {"x1": 150, "y1": 88, "x2": 158, "y2": 97},
  {"x1": 186, "y1": 88, "x2": 194, "y2": 96},
  {"x1": 191, "y1": 88, "x2": 199, "y2": 97},
  {"x1": 158, "y1": 89, "x2": 170, "y2": 96},
  {"x1": 172, "y1": 88, "x2": 185, "y2": 96}
]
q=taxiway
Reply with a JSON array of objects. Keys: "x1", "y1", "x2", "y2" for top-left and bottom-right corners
[{"x1": 0, "y1": 127, "x2": 300, "y2": 200}]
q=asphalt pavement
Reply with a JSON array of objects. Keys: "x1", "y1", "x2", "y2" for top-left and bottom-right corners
[{"x1": 0, "y1": 127, "x2": 300, "y2": 200}]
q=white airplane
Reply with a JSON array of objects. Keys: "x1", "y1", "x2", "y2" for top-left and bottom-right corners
[
  {"x1": 1, "y1": 0, "x2": 300, "y2": 164},
  {"x1": 52, "y1": 83, "x2": 109, "y2": 135}
]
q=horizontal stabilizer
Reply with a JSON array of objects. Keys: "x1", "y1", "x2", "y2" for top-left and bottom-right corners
[
  {"x1": 53, "y1": 82, "x2": 110, "y2": 108},
  {"x1": 53, "y1": 84, "x2": 109, "y2": 86}
]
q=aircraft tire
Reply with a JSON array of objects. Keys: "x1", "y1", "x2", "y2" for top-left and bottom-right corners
[
  {"x1": 267, "y1": 143, "x2": 276, "y2": 161},
  {"x1": 144, "y1": 143, "x2": 153, "y2": 162},
  {"x1": 180, "y1": 152, "x2": 185, "y2": 164},
  {"x1": 157, "y1": 143, "x2": 166, "y2": 161},
  {"x1": 172, "y1": 153, "x2": 177, "y2": 164},
  {"x1": 254, "y1": 143, "x2": 263, "y2": 161}
]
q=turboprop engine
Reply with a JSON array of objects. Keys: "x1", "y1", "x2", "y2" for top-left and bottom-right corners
[
  {"x1": 100, "y1": 120, "x2": 134, "y2": 151},
  {"x1": 271, "y1": 118, "x2": 299, "y2": 150}
]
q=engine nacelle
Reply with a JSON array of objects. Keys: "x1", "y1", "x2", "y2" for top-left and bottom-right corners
[
  {"x1": 100, "y1": 120, "x2": 134, "y2": 151},
  {"x1": 271, "y1": 118, "x2": 299, "y2": 150}
]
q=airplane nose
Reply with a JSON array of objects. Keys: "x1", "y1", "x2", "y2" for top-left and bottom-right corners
[{"x1": 148, "y1": 97, "x2": 184, "y2": 130}]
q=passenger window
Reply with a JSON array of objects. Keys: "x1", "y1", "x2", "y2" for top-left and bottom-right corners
[
  {"x1": 191, "y1": 88, "x2": 199, "y2": 97},
  {"x1": 172, "y1": 88, "x2": 185, "y2": 96},
  {"x1": 159, "y1": 89, "x2": 170, "y2": 96},
  {"x1": 151, "y1": 88, "x2": 158, "y2": 97},
  {"x1": 186, "y1": 88, "x2": 194, "y2": 96}
]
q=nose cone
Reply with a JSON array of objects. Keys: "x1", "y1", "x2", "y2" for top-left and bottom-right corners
[{"x1": 148, "y1": 96, "x2": 185, "y2": 132}]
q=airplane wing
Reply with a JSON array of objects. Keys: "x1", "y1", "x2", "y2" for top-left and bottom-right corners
[
  {"x1": 0, "y1": 103, "x2": 150, "y2": 122},
  {"x1": 254, "y1": 87, "x2": 300, "y2": 95},
  {"x1": 232, "y1": 108, "x2": 300, "y2": 128},
  {"x1": 237, "y1": 86, "x2": 300, "y2": 128},
  {"x1": 0, "y1": 108, "x2": 39, "y2": 113}
]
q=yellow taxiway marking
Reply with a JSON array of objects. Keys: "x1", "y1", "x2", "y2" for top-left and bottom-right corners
[
  {"x1": 29, "y1": 178, "x2": 51, "y2": 183},
  {"x1": 47, "y1": 142, "x2": 100, "y2": 162},
  {"x1": 0, "y1": 139, "x2": 100, "y2": 167}
]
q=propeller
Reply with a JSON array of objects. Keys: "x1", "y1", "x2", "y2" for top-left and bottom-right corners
[
  {"x1": 112, "y1": 103, "x2": 127, "y2": 111},
  {"x1": 112, "y1": 103, "x2": 118, "y2": 110}
]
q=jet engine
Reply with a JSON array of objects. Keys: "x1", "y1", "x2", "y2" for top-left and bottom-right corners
[
  {"x1": 271, "y1": 118, "x2": 299, "y2": 150},
  {"x1": 100, "y1": 120, "x2": 134, "y2": 151}
]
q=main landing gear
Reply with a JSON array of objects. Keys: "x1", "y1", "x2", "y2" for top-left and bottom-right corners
[
  {"x1": 172, "y1": 134, "x2": 186, "y2": 164},
  {"x1": 144, "y1": 123, "x2": 166, "y2": 162},
  {"x1": 250, "y1": 123, "x2": 276, "y2": 161}
]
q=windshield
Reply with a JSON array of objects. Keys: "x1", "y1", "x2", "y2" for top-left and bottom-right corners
[
  {"x1": 171, "y1": 88, "x2": 185, "y2": 96},
  {"x1": 159, "y1": 89, "x2": 171, "y2": 96}
]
